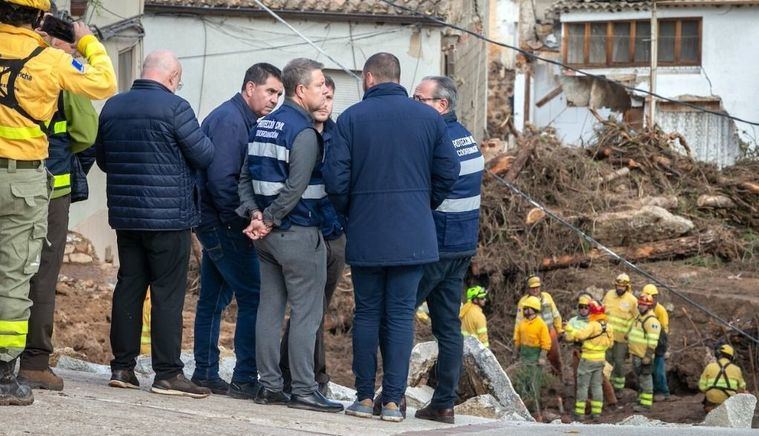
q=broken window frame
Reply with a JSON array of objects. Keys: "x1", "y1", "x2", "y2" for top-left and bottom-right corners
[{"x1": 562, "y1": 18, "x2": 702, "y2": 68}]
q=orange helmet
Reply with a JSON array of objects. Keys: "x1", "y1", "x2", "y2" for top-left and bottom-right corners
[{"x1": 638, "y1": 294, "x2": 655, "y2": 307}]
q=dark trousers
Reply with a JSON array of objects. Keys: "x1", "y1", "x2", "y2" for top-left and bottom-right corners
[
  {"x1": 653, "y1": 354, "x2": 670, "y2": 395},
  {"x1": 193, "y1": 224, "x2": 261, "y2": 383},
  {"x1": 20, "y1": 195, "x2": 71, "y2": 370},
  {"x1": 110, "y1": 229, "x2": 190, "y2": 380},
  {"x1": 280, "y1": 234, "x2": 345, "y2": 387},
  {"x1": 352, "y1": 265, "x2": 423, "y2": 405},
  {"x1": 415, "y1": 256, "x2": 470, "y2": 409}
]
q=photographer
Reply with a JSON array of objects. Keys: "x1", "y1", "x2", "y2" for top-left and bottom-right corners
[{"x1": 0, "y1": 0, "x2": 116, "y2": 407}]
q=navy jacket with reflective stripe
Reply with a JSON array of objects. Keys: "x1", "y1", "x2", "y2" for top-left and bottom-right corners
[
  {"x1": 247, "y1": 102, "x2": 327, "y2": 229},
  {"x1": 434, "y1": 111, "x2": 484, "y2": 258}
]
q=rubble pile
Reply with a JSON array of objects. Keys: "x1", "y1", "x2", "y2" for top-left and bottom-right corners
[{"x1": 63, "y1": 231, "x2": 98, "y2": 264}]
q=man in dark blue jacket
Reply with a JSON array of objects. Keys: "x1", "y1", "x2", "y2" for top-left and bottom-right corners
[
  {"x1": 324, "y1": 53, "x2": 460, "y2": 422},
  {"x1": 412, "y1": 76, "x2": 484, "y2": 424},
  {"x1": 96, "y1": 50, "x2": 214, "y2": 399},
  {"x1": 191, "y1": 63, "x2": 283, "y2": 399}
]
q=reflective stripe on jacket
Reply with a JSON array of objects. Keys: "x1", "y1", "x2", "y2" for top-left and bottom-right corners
[
  {"x1": 699, "y1": 358, "x2": 746, "y2": 405},
  {"x1": 627, "y1": 313, "x2": 660, "y2": 358},
  {"x1": 602, "y1": 289, "x2": 638, "y2": 342},
  {"x1": 0, "y1": 24, "x2": 115, "y2": 160},
  {"x1": 566, "y1": 319, "x2": 614, "y2": 361}
]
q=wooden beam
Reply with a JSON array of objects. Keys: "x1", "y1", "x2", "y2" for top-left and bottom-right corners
[{"x1": 535, "y1": 86, "x2": 563, "y2": 108}]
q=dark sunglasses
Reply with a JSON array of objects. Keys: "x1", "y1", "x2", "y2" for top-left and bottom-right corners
[{"x1": 578, "y1": 304, "x2": 589, "y2": 309}]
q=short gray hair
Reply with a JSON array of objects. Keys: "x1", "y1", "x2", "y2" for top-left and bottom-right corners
[
  {"x1": 283, "y1": 58, "x2": 324, "y2": 96},
  {"x1": 423, "y1": 75, "x2": 457, "y2": 112}
]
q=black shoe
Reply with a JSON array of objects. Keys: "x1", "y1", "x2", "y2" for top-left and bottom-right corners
[
  {"x1": 415, "y1": 404, "x2": 455, "y2": 424},
  {"x1": 0, "y1": 359, "x2": 34, "y2": 406},
  {"x1": 288, "y1": 390, "x2": 344, "y2": 413},
  {"x1": 228, "y1": 381, "x2": 260, "y2": 400},
  {"x1": 254, "y1": 387, "x2": 290, "y2": 405},
  {"x1": 318, "y1": 382, "x2": 329, "y2": 396},
  {"x1": 109, "y1": 369, "x2": 140, "y2": 389},
  {"x1": 151, "y1": 373, "x2": 211, "y2": 399},
  {"x1": 191, "y1": 376, "x2": 230, "y2": 396}
]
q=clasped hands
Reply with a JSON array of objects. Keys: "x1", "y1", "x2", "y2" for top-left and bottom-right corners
[{"x1": 243, "y1": 211, "x2": 272, "y2": 240}]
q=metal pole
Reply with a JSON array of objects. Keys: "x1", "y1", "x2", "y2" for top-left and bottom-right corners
[{"x1": 649, "y1": 0, "x2": 658, "y2": 128}]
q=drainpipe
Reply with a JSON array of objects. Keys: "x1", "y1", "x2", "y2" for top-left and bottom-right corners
[{"x1": 649, "y1": 0, "x2": 658, "y2": 128}]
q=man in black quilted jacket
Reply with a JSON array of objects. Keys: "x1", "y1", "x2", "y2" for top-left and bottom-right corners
[{"x1": 95, "y1": 50, "x2": 214, "y2": 398}]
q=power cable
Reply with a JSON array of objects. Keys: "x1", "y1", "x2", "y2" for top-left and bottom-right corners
[
  {"x1": 486, "y1": 170, "x2": 759, "y2": 345},
  {"x1": 251, "y1": 0, "x2": 361, "y2": 82},
  {"x1": 378, "y1": 0, "x2": 759, "y2": 127}
]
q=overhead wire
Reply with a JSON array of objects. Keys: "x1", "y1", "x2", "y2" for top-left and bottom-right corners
[{"x1": 378, "y1": 0, "x2": 759, "y2": 127}]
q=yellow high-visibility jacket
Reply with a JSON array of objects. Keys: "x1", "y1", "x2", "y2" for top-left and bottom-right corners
[
  {"x1": 653, "y1": 303, "x2": 669, "y2": 334},
  {"x1": 566, "y1": 319, "x2": 614, "y2": 361},
  {"x1": 515, "y1": 292, "x2": 563, "y2": 337},
  {"x1": 514, "y1": 316, "x2": 551, "y2": 351},
  {"x1": 627, "y1": 313, "x2": 660, "y2": 359},
  {"x1": 460, "y1": 301, "x2": 489, "y2": 347},
  {"x1": 698, "y1": 358, "x2": 746, "y2": 405},
  {"x1": 602, "y1": 289, "x2": 638, "y2": 342},
  {"x1": 0, "y1": 24, "x2": 116, "y2": 160}
]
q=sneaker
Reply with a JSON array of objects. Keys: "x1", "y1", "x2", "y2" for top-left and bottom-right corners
[
  {"x1": 345, "y1": 399, "x2": 374, "y2": 418},
  {"x1": 190, "y1": 377, "x2": 229, "y2": 395},
  {"x1": 372, "y1": 395, "x2": 407, "y2": 418},
  {"x1": 228, "y1": 381, "x2": 260, "y2": 400},
  {"x1": 151, "y1": 373, "x2": 211, "y2": 399},
  {"x1": 381, "y1": 402, "x2": 404, "y2": 422},
  {"x1": 109, "y1": 369, "x2": 140, "y2": 389},
  {"x1": 17, "y1": 368, "x2": 64, "y2": 391}
]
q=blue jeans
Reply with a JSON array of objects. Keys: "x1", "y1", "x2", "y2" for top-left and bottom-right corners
[
  {"x1": 193, "y1": 224, "x2": 260, "y2": 383},
  {"x1": 653, "y1": 354, "x2": 669, "y2": 395},
  {"x1": 416, "y1": 256, "x2": 470, "y2": 409},
  {"x1": 352, "y1": 265, "x2": 423, "y2": 405}
]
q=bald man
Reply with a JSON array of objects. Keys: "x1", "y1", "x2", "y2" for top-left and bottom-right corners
[{"x1": 96, "y1": 50, "x2": 214, "y2": 398}]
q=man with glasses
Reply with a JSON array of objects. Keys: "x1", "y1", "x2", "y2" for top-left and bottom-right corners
[{"x1": 411, "y1": 76, "x2": 484, "y2": 424}]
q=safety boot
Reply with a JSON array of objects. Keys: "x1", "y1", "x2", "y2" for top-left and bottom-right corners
[
  {"x1": 0, "y1": 359, "x2": 34, "y2": 406},
  {"x1": 18, "y1": 367, "x2": 64, "y2": 391}
]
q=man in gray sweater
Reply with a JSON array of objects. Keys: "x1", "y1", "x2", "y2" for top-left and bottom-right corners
[{"x1": 237, "y1": 58, "x2": 342, "y2": 413}]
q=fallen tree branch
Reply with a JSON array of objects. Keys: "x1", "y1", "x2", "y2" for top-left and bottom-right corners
[{"x1": 505, "y1": 141, "x2": 536, "y2": 181}]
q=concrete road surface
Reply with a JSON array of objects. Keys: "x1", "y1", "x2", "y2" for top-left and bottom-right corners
[{"x1": 1, "y1": 369, "x2": 750, "y2": 435}]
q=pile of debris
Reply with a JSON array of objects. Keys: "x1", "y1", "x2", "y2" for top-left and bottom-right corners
[{"x1": 63, "y1": 231, "x2": 98, "y2": 264}]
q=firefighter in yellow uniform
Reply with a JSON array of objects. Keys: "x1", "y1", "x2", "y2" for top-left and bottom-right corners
[
  {"x1": 698, "y1": 344, "x2": 747, "y2": 413},
  {"x1": 641, "y1": 284, "x2": 670, "y2": 400},
  {"x1": 514, "y1": 296, "x2": 551, "y2": 415},
  {"x1": 602, "y1": 273, "x2": 638, "y2": 391},
  {"x1": 565, "y1": 300, "x2": 613, "y2": 421},
  {"x1": 460, "y1": 286, "x2": 489, "y2": 347},
  {"x1": 0, "y1": 0, "x2": 116, "y2": 406},
  {"x1": 515, "y1": 276, "x2": 563, "y2": 375},
  {"x1": 627, "y1": 294, "x2": 660, "y2": 412}
]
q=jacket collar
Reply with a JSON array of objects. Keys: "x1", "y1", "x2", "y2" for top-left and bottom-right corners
[
  {"x1": 363, "y1": 82, "x2": 408, "y2": 100},
  {"x1": 0, "y1": 23, "x2": 45, "y2": 46},
  {"x1": 232, "y1": 93, "x2": 258, "y2": 130},
  {"x1": 131, "y1": 79, "x2": 173, "y2": 93},
  {"x1": 321, "y1": 118, "x2": 336, "y2": 143},
  {"x1": 283, "y1": 98, "x2": 314, "y2": 122},
  {"x1": 442, "y1": 111, "x2": 458, "y2": 124}
]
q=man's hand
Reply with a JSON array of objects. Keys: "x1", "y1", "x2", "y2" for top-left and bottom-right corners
[
  {"x1": 73, "y1": 21, "x2": 93, "y2": 49},
  {"x1": 242, "y1": 211, "x2": 271, "y2": 240}
]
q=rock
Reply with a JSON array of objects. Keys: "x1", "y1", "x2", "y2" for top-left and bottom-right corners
[
  {"x1": 636, "y1": 195, "x2": 679, "y2": 210},
  {"x1": 617, "y1": 414, "x2": 667, "y2": 427},
  {"x1": 404, "y1": 385, "x2": 434, "y2": 409},
  {"x1": 407, "y1": 341, "x2": 439, "y2": 387},
  {"x1": 56, "y1": 283, "x2": 72, "y2": 296},
  {"x1": 326, "y1": 382, "x2": 357, "y2": 402},
  {"x1": 64, "y1": 244, "x2": 75, "y2": 255},
  {"x1": 55, "y1": 356, "x2": 110, "y2": 376},
  {"x1": 454, "y1": 394, "x2": 505, "y2": 419},
  {"x1": 68, "y1": 253, "x2": 93, "y2": 264},
  {"x1": 461, "y1": 337, "x2": 533, "y2": 422},
  {"x1": 671, "y1": 346, "x2": 713, "y2": 390},
  {"x1": 592, "y1": 205, "x2": 694, "y2": 245},
  {"x1": 702, "y1": 393, "x2": 757, "y2": 428}
]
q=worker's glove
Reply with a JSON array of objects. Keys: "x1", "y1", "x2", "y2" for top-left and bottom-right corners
[{"x1": 642, "y1": 356, "x2": 652, "y2": 365}]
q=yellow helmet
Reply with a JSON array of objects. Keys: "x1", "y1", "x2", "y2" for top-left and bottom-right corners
[
  {"x1": 3, "y1": 0, "x2": 51, "y2": 11},
  {"x1": 527, "y1": 276, "x2": 541, "y2": 288},
  {"x1": 615, "y1": 273, "x2": 631, "y2": 286},
  {"x1": 718, "y1": 344, "x2": 735, "y2": 358},
  {"x1": 642, "y1": 284, "x2": 659, "y2": 296},
  {"x1": 578, "y1": 295, "x2": 592, "y2": 305},
  {"x1": 522, "y1": 296, "x2": 541, "y2": 311}
]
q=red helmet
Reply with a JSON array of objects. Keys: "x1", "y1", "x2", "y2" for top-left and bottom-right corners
[
  {"x1": 638, "y1": 294, "x2": 655, "y2": 307},
  {"x1": 589, "y1": 301, "x2": 605, "y2": 315}
]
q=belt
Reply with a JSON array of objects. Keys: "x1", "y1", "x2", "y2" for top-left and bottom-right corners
[{"x1": 0, "y1": 158, "x2": 43, "y2": 169}]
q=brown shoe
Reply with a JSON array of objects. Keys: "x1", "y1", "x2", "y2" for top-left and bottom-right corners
[
  {"x1": 415, "y1": 404, "x2": 455, "y2": 424},
  {"x1": 109, "y1": 369, "x2": 140, "y2": 389},
  {"x1": 151, "y1": 373, "x2": 211, "y2": 399},
  {"x1": 17, "y1": 368, "x2": 64, "y2": 391}
]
